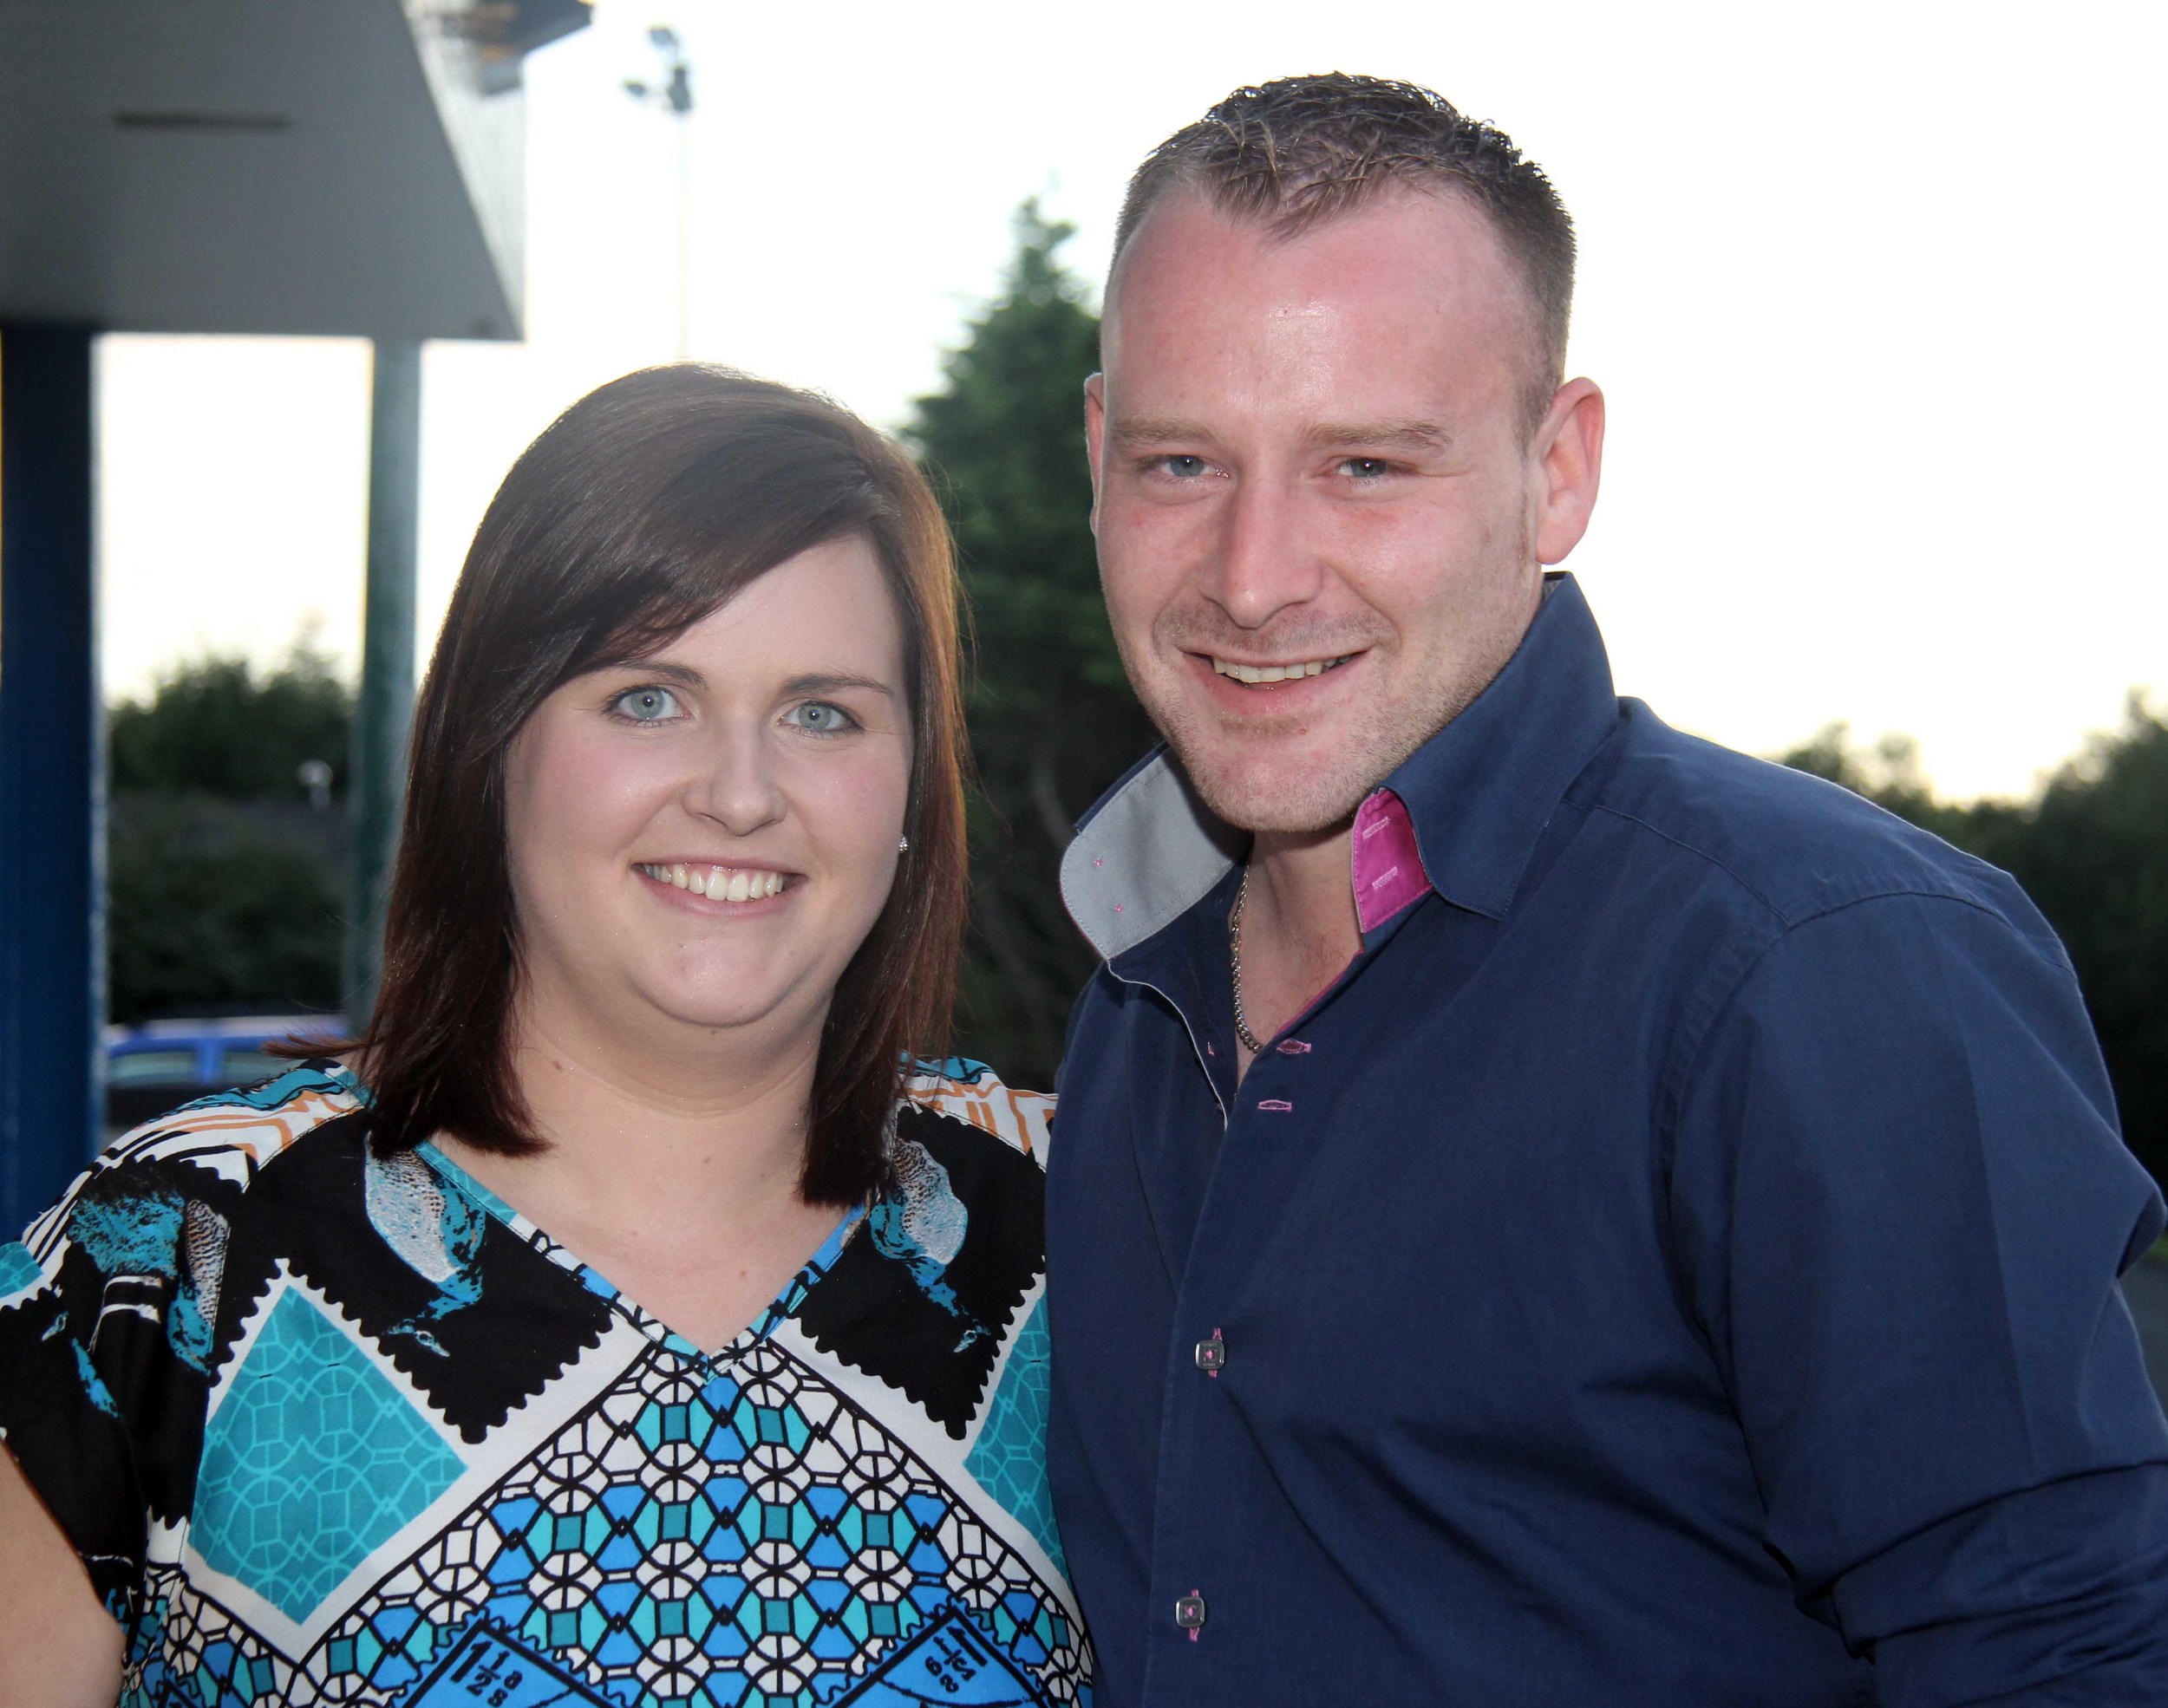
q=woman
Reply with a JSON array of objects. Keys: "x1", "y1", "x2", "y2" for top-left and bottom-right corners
[{"x1": 0, "y1": 367, "x2": 1087, "y2": 1707}]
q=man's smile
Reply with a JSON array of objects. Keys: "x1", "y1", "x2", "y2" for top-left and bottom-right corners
[{"x1": 1209, "y1": 652, "x2": 1356, "y2": 686}]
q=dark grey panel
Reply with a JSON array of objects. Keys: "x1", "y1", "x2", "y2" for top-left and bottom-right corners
[{"x1": 0, "y1": 0, "x2": 559, "y2": 338}]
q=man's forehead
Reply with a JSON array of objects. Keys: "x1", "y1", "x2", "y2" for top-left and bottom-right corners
[
  {"x1": 1098, "y1": 186, "x2": 1535, "y2": 423},
  {"x1": 1104, "y1": 183, "x2": 1517, "y2": 325}
]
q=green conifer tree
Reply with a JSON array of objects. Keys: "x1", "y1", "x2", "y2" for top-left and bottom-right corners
[{"x1": 908, "y1": 203, "x2": 1157, "y2": 1085}]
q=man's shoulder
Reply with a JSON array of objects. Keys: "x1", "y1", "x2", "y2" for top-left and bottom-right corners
[{"x1": 1584, "y1": 701, "x2": 2036, "y2": 938}]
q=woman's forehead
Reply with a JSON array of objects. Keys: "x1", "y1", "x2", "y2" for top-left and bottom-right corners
[{"x1": 615, "y1": 538, "x2": 907, "y2": 682}]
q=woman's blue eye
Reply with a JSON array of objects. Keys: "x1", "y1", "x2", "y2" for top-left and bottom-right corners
[
  {"x1": 787, "y1": 701, "x2": 852, "y2": 733},
  {"x1": 613, "y1": 686, "x2": 681, "y2": 722}
]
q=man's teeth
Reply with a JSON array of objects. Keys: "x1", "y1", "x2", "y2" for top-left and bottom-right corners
[
  {"x1": 1212, "y1": 655, "x2": 1348, "y2": 684},
  {"x1": 637, "y1": 864, "x2": 787, "y2": 901}
]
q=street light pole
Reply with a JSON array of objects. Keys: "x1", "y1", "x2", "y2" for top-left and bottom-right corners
[
  {"x1": 624, "y1": 28, "x2": 695, "y2": 359},
  {"x1": 674, "y1": 75, "x2": 690, "y2": 360}
]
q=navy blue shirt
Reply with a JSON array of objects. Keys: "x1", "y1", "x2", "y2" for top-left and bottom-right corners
[{"x1": 1046, "y1": 575, "x2": 2168, "y2": 1706}]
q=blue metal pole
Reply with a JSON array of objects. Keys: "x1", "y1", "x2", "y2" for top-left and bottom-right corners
[
  {"x1": 0, "y1": 324, "x2": 101, "y2": 1234},
  {"x1": 345, "y1": 340, "x2": 421, "y2": 1025}
]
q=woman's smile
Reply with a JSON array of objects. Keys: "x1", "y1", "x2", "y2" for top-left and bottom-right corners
[{"x1": 633, "y1": 861, "x2": 793, "y2": 903}]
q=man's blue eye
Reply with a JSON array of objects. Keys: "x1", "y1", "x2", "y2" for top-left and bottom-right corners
[
  {"x1": 787, "y1": 701, "x2": 851, "y2": 733},
  {"x1": 614, "y1": 686, "x2": 681, "y2": 721},
  {"x1": 1339, "y1": 458, "x2": 1392, "y2": 479},
  {"x1": 1161, "y1": 455, "x2": 1209, "y2": 479}
]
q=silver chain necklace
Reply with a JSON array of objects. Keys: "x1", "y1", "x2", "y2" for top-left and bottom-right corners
[{"x1": 1229, "y1": 867, "x2": 1266, "y2": 1054}]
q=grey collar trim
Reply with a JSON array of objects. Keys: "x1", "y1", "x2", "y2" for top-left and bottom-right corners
[{"x1": 1060, "y1": 752, "x2": 1245, "y2": 962}]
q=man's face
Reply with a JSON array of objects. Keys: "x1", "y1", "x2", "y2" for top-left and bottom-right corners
[{"x1": 1088, "y1": 187, "x2": 1594, "y2": 834}]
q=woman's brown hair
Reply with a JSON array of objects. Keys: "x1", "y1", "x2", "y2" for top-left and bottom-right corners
[{"x1": 352, "y1": 364, "x2": 967, "y2": 1206}]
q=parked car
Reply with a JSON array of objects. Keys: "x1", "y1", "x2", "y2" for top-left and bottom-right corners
[{"x1": 105, "y1": 1013, "x2": 346, "y2": 1136}]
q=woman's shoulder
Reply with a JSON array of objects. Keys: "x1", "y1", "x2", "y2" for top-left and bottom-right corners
[
  {"x1": 101, "y1": 1056, "x2": 365, "y2": 1174},
  {"x1": 0, "y1": 1059, "x2": 375, "y2": 1618},
  {"x1": 13, "y1": 1059, "x2": 369, "y2": 1261},
  {"x1": 898, "y1": 1056, "x2": 1054, "y2": 1168}
]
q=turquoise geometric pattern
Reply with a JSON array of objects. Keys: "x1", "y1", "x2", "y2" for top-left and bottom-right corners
[
  {"x1": 193, "y1": 1288, "x2": 466, "y2": 1622},
  {"x1": 278, "y1": 1336, "x2": 1084, "y2": 1708},
  {"x1": 963, "y1": 1299, "x2": 1062, "y2": 1575},
  {"x1": 118, "y1": 1578, "x2": 297, "y2": 1708}
]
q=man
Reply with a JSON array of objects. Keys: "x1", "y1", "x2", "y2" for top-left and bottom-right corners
[{"x1": 1046, "y1": 74, "x2": 2168, "y2": 1705}]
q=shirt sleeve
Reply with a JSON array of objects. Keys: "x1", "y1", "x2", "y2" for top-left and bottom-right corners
[
  {"x1": 0, "y1": 1144, "x2": 226, "y2": 1619},
  {"x1": 1668, "y1": 888, "x2": 2168, "y2": 1705}
]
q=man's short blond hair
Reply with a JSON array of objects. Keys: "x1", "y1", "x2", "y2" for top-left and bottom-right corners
[{"x1": 1113, "y1": 74, "x2": 1576, "y2": 435}]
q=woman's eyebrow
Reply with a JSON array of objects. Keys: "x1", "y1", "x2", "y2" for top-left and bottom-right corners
[
  {"x1": 604, "y1": 659, "x2": 706, "y2": 688},
  {"x1": 596, "y1": 662, "x2": 897, "y2": 698},
  {"x1": 784, "y1": 672, "x2": 898, "y2": 699}
]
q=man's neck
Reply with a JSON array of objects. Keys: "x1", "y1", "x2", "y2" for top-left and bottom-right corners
[{"x1": 1235, "y1": 824, "x2": 1363, "y2": 1075}]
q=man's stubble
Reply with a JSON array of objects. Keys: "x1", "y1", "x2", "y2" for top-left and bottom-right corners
[{"x1": 1110, "y1": 507, "x2": 1538, "y2": 838}]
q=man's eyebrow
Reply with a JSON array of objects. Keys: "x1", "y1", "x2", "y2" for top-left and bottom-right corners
[
  {"x1": 1106, "y1": 417, "x2": 1455, "y2": 454},
  {"x1": 1307, "y1": 420, "x2": 1454, "y2": 454},
  {"x1": 1107, "y1": 415, "x2": 1214, "y2": 447}
]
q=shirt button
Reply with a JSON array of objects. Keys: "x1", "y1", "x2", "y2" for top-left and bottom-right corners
[
  {"x1": 1174, "y1": 1592, "x2": 1207, "y2": 1633},
  {"x1": 1194, "y1": 1334, "x2": 1225, "y2": 1374}
]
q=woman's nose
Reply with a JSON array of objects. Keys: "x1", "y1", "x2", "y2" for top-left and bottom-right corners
[{"x1": 682, "y1": 721, "x2": 785, "y2": 836}]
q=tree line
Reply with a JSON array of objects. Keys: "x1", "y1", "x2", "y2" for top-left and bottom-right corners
[
  {"x1": 1777, "y1": 714, "x2": 2167, "y2": 1195},
  {"x1": 105, "y1": 206, "x2": 2167, "y2": 1195}
]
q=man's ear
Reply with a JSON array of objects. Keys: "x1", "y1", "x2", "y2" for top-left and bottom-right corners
[
  {"x1": 1083, "y1": 372, "x2": 1107, "y2": 534},
  {"x1": 1531, "y1": 377, "x2": 1605, "y2": 565}
]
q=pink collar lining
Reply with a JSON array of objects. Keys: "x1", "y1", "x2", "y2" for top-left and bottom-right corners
[{"x1": 1351, "y1": 788, "x2": 1433, "y2": 934}]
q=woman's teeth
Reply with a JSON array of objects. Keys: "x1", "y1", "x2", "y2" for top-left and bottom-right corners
[
  {"x1": 1212, "y1": 655, "x2": 1349, "y2": 684},
  {"x1": 637, "y1": 864, "x2": 787, "y2": 902}
]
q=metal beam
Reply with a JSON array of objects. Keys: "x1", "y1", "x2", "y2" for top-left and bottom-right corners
[
  {"x1": 0, "y1": 323, "x2": 101, "y2": 1232},
  {"x1": 345, "y1": 340, "x2": 421, "y2": 1026}
]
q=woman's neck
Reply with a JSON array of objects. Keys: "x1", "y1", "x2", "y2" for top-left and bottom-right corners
[{"x1": 432, "y1": 991, "x2": 843, "y2": 1351}]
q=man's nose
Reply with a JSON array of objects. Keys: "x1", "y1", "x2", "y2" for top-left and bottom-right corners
[
  {"x1": 684, "y1": 720, "x2": 786, "y2": 836},
  {"x1": 1198, "y1": 474, "x2": 1324, "y2": 631}
]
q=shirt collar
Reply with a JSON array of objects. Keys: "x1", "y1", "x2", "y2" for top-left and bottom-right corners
[{"x1": 1062, "y1": 572, "x2": 1623, "y2": 962}]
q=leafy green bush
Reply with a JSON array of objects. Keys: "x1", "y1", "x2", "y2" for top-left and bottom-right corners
[
  {"x1": 106, "y1": 643, "x2": 350, "y2": 1021},
  {"x1": 108, "y1": 799, "x2": 343, "y2": 1022},
  {"x1": 110, "y1": 643, "x2": 349, "y2": 799}
]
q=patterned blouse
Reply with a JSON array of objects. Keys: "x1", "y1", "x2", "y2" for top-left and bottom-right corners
[{"x1": 0, "y1": 1059, "x2": 1089, "y2": 1708}]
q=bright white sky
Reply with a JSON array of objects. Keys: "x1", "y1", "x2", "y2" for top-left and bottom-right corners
[{"x1": 97, "y1": 0, "x2": 2165, "y2": 802}]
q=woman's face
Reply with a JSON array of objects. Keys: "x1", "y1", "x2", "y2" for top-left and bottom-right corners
[{"x1": 502, "y1": 534, "x2": 913, "y2": 1058}]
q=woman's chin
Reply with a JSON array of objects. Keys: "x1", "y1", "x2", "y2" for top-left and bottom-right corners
[{"x1": 633, "y1": 975, "x2": 819, "y2": 1046}]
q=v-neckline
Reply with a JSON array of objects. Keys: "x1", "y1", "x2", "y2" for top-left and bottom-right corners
[{"x1": 415, "y1": 1138, "x2": 864, "y2": 1366}]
